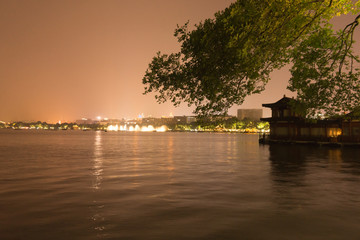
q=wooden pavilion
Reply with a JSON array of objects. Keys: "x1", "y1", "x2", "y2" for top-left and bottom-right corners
[{"x1": 260, "y1": 96, "x2": 360, "y2": 145}]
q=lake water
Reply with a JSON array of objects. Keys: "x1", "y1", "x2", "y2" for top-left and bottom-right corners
[{"x1": 0, "y1": 130, "x2": 360, "y2": 240}]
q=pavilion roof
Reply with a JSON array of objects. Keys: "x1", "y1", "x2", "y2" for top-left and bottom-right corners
[{"x1": 262, "y1": 96, "x2": 295, "y2": 109}]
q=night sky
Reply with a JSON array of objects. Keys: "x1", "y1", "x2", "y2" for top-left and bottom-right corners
[{"x1": 0, "y1": 0, "x2": 358, "y2": 122}]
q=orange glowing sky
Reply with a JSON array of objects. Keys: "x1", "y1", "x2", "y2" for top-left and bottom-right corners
[{"x1": 0, "y1": 0, "x2": 359, "y2": 122}]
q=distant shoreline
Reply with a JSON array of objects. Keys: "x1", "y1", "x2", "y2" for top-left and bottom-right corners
[{"x1": 0, "y1": 128, "x2": 266, "y2": 134}]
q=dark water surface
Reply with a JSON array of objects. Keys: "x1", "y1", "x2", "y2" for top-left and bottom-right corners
[{"x1": 1, "y1": 130, "x2": 360, "y2": 240}]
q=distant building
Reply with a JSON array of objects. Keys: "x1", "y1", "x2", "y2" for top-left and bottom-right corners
[
  {"x1": 173, "y1": 116, "x2": 186, "y2": 124},
  {"x1": 237, "y1": 109, "x2": 263, "y2": 121},
  {"x1": 173, "y1": 116, "x2": 197, "y2": 124},
  {"x1": 99, "y1": 119, "x2": 125, "y2": 126},
  {"x1": 75, "y1": 118, "x2": 95, "y2": 125},
  {"x1": 142, "y1": 117, "x2": 156, "y2": 125},
  {"x1": 185, "y1": 116, "x2": 197, "y2": 124}
]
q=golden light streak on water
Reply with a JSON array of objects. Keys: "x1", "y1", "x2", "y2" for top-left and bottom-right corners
[
  {"x1": 93, "y1": 131, "x2": 103, "y2": 190},
  {"x1": 166, "y1": 135, "x2": 174, "y2": 174},
  {"x1": 92, "y1": 131, "x2": 106, "y2": 236}
]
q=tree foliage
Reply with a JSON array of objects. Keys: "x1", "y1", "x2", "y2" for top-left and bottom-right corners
[
  {"x1": 289, "y1": 19, "x2": 360, "y2": 116},
  {"x1": 143, "y1": 0, "x2": 360, "y2": 117}
]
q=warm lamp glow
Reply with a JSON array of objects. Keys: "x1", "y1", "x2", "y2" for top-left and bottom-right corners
[{"x1": 106, "y1": 124, "x2": 163, "y2": 132}]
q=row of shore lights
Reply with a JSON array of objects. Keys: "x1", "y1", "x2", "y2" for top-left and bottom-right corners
[{"x1": 107, "y1": 125, "x2": 167, "y2": 132}]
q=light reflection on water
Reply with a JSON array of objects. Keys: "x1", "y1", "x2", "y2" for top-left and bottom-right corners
[
  {"x1": 0, "y1": 130, "x2": 360, "y2": 240},
  {"x1": 166, "y1": 135, "x2": 174, "y2": 180},
  {"x1": 92, "y1": 131, "x2": 106, "y2": 236},
  {"x1": 93, "y1": 131, "x2": 103, "y2": 190}
]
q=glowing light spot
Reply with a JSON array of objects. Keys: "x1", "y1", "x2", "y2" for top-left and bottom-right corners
[
  {"x1": 107, "y1": 125, "x2": 119, "y2": 131},
  {"x1": 107, "y1": 124, "x2": 166, "y2": 132},
  {"x1": 141, "y1": 125, "x2": 155, "y2": 132},
  {"x1": 156, "y1": 125, "x2": 167, "y2": 132}
]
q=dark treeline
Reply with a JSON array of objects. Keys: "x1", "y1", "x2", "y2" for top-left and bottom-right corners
[
  {"x1": 170, "y1": 117, "x2": 269, "y2": 132},
  {"x1": 0, "y1": 121, "x2": 105, "y2": 131}
]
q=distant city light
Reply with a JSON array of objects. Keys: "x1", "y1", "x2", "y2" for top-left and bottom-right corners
[
  {"x1": 106, "y1": 124, "x2": 168, "y2": 132},
  {"x1": 141, "y1": 125, "x2": 155, "y2": 132},
  {"x1": 156, "y1": 125, "x2": 167, "y2": 132}
]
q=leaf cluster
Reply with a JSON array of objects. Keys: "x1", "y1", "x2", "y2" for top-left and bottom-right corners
[{"x1": 289, "y1": 21, "x2": 360, "y2": 117}]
